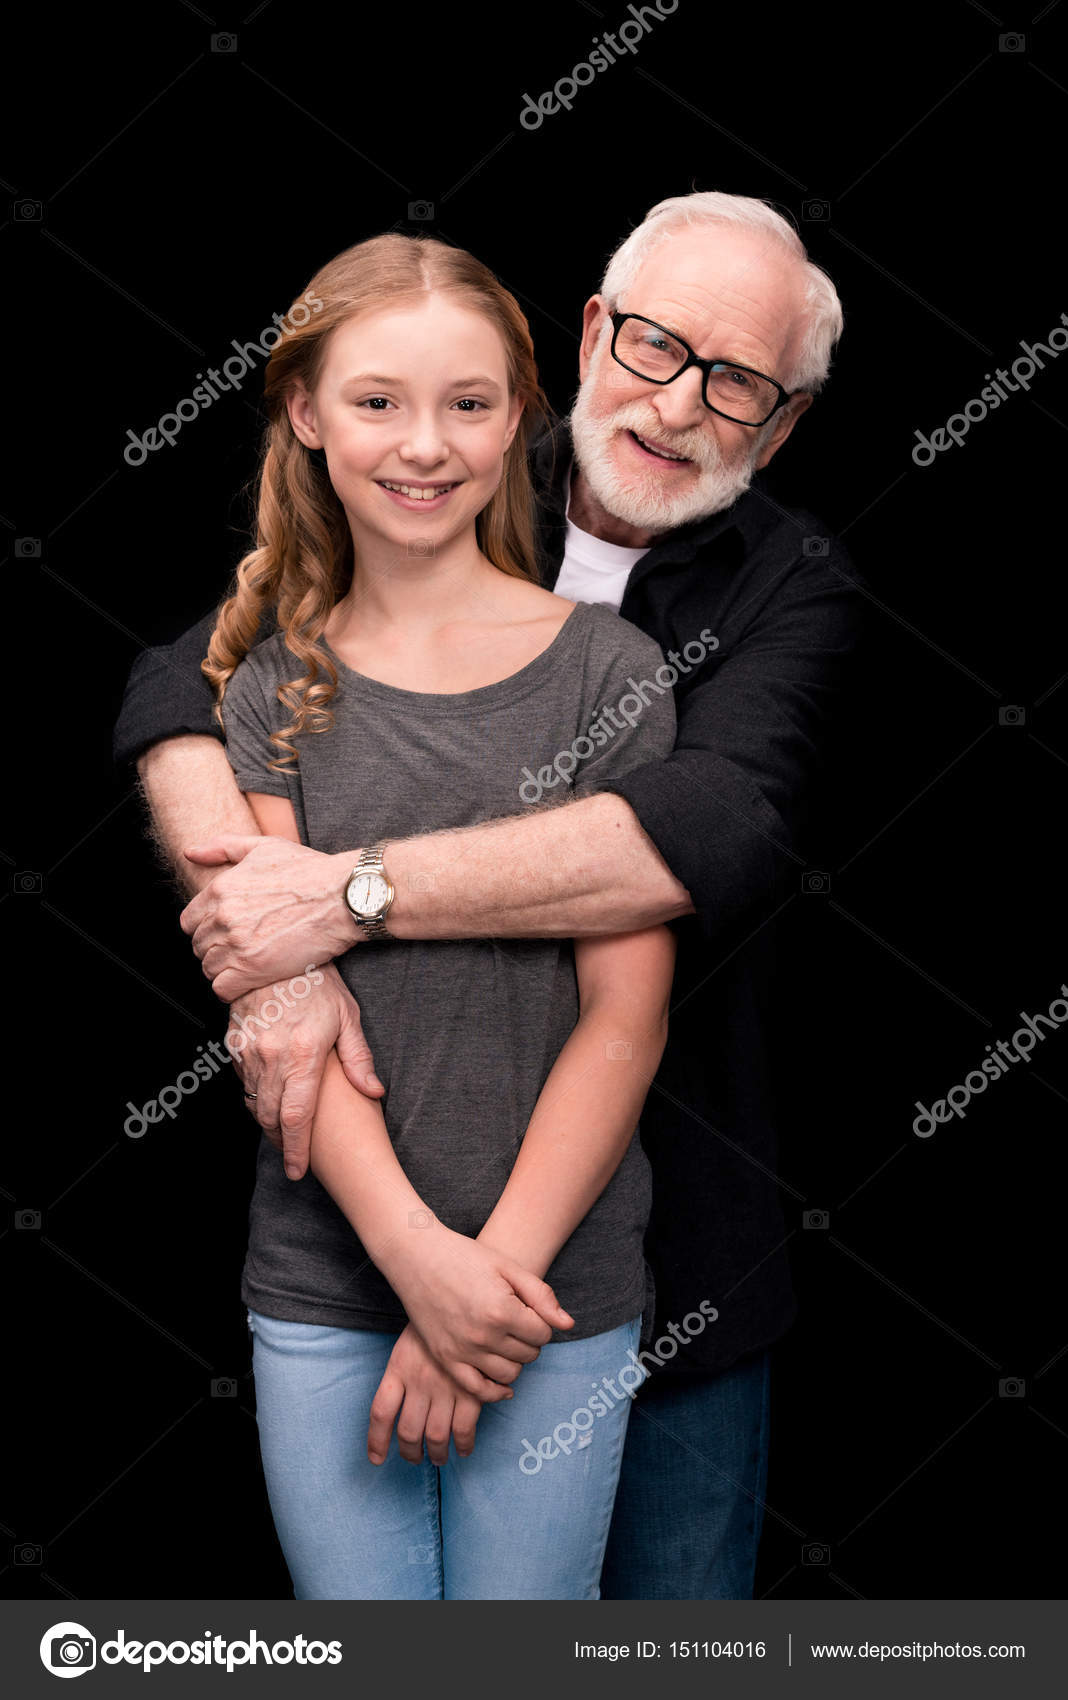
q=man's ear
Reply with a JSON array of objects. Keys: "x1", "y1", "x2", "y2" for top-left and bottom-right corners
[
  {"x1": 578, "y1": 295, "x2": 610, "y2": 383},
  {"x1": 755, "y1": 392, "x2": 813, "y2": 470},
  {"x1": 286, "y1": 381, "x2": 323, "y2": 451}
]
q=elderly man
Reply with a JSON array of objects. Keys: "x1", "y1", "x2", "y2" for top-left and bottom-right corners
[{"x1": 113, "y1": 191, "x2": 867, "y2": 1600}]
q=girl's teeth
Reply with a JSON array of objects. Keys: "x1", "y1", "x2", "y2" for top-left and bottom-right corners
[{"x1": 382, "y1": 482, "x2": 453, "y2": 499}]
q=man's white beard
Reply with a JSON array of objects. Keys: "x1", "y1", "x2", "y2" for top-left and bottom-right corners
[{"x1": 567, "y1": 350, "x2": 765, "y2": 533}]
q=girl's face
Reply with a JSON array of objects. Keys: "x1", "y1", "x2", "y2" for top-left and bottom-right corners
[{"x1": 287, "y1": 296, "x2": 523, "y2": 560}]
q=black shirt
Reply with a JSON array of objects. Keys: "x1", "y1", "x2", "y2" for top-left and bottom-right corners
[{"x1": 113, "y1": 419, "x2": 871, "y2": 1375}]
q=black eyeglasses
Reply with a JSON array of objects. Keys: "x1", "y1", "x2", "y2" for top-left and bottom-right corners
[{"x1": 609, "y1": 312, "x2": 796, "y2": 427}]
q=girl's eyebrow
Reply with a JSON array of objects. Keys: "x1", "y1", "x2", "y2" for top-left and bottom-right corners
[{"x1": 342, "y1": 372, "x2": 502, "y2": 389}]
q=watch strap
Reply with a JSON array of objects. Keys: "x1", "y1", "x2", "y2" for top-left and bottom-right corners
[{"x1": 346, "y1": 842, "x2": 395, "y2": 941}]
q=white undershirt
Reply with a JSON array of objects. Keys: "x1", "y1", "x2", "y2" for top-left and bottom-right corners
[{"x1": 553, "y1": 460, "x2": 651, "y2": 613}]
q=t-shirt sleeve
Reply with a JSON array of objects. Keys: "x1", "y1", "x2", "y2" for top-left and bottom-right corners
[
  {"x1": 571, "y1": 614, "x2": 678, "y2": 797},
  {"x1": 219, "y1": 651, "x2": 295, "y2": 799},
  {"x1": 111, "y1": 605, "x2": 277, "y2": 770}
]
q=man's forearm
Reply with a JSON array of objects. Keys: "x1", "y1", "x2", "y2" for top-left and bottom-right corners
[
  {"x1": 379, "y1": 792, "x2": 693, "y2": 940},
  {"x1": 137, "y1": 736, "x2": 259, "y2": 899},
  {"x1": 175, "y1": 770, "x2": 695, "y2": 995}
]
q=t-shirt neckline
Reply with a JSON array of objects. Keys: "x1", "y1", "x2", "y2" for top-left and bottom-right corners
[{"x1": 315, "y1": 598, "x2": 591, "y2": 711}]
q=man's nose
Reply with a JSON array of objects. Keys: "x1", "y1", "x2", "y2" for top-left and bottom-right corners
[{"x1": 647, "y1": 368, "x2": 707, "y2": 433}]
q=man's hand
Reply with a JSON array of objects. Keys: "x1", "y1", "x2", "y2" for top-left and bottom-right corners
[
  {"x1": 226, "y1": 963, "x2": 384, "y2": 1178},
  {"x1": 368, "y1": 1324, "x2": 488, "y2": 1466},
  {"x1": 378, "y1": 1221, "x2": 574, "y2": 1400},
  {"x1": 179, "y1": 835, "x2": 359, "y2": 999}
]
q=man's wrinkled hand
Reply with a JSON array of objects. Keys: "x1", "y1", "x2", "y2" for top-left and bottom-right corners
[
  {"x1": 179, "y1": 835, "x2": 359, "y2": 998},
  {"x1": 227, "y1": 962, "x2": 384, "y2": 1177}
]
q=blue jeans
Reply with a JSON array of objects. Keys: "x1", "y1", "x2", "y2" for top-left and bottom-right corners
[
  {"x1": 247, "y1": 1307, "x2": 641, "y2": 1600},
  {"x1": 600, "y1": 1350, "x2": 771, "y2": 1599}
]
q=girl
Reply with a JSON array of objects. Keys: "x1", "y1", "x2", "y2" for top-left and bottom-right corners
[{"x1": 205, "y1": 234, "x2": 677, "y2": 1599}]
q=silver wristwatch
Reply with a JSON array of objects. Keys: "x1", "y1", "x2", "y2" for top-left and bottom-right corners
[{"x1": 343, "y1": 843, "x2": 396, "y2": 942}]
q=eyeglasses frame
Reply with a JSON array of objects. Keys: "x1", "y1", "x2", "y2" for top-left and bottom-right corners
[{"x1": 608, "y1": 311, "x2": 798, "y2": 427}]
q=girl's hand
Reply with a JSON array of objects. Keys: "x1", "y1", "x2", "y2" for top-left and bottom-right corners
[
  {"x1": 368, "y1": 1324, "x2": 486, "y2": 1466},
  {"x1": 381, "y1": 1222, "x2": 573, "y2": 1400}
]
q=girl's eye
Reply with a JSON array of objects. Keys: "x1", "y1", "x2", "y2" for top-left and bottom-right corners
[{"x1": 355, "y1": 396, "x2": 488, "y2": 411}]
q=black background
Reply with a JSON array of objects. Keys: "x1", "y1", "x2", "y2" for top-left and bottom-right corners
[{"x1": 5, "y1": 0, "x2": 1067, "y2": 1605}]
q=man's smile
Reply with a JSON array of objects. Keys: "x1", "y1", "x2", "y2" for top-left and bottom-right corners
[{"x1": 625, "y1": 429, "x2": 695, "y2": 468}]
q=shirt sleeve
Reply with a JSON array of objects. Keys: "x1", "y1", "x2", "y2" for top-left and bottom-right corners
[
  {"x1": 111, "y1": 606, "x2": 276, "y2": 770},
  {"x1": 218, "y1": 652, "x2": 295, "y2": 800},
  {"x1": 577, "y1": 547, "x2": 871, "y2": 944},
  {"x1": 571, "y1": 619, "x2": 678, "y2": 796}
]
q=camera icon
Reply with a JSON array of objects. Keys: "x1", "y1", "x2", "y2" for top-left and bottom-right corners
[
  {"x1": 802, "y1": 1541, "x2": 831, "y2": 1565},
  {"x1": 14, "y1": 199, "x2": 42, "y2": 221},
  {"x1": 408, "y1": 1543, "x2": 434, "y2": 1563},
  {"x1": 14, "y1": 870, "x2": 43, "y2": 894},
  {"x1": 605, "y1": 1040, "x2": 633, "y2": 1060},
  {"x1": 999, "y1": 32, "x2": 1025, "y2": 52},
  {"x1": 211, "y1": 32, "x2": 237, "y2": 51},
  {"x1": 408, "y1": 200, "x2": 435, "y2": 222},
  {"x1": 802, "y1": 536, "x2": 829, "y2": 557},
  {"x1": 16, "y1": 1209, "x2": 42, "y2": 1230},
  {"x1": 16, "y1": 1542, "x2": 43, "y2": 1564},
  {"x1": 801, "y1": 871, "x2": 830, "y2": 895},
  {"x1": 408, "y1": 1208, "x2": 434, "y2": 1229},
  {"x1": 407, "y1": 538, "x2": 436, "y2": 557},
  {"x1": 998, "y1": 705, "x2": 1025, "y2": 726},
  {"x1": 406, "y1": 870, "x2": 436, "y2": 893},
  {"x1": 211, "y1": 1377, "x2": 237, "y2": 1398},
  {"x1": 42, "y1": 1621, "x2": 99, "y2": 1676},
  {"x1": 998, "y1": 1377, "x2": 1025, "y2": 1398},
  {"x1": 803, "y1": 1209, "x2": 829, "y2": 1230},
  {"x1": 801, "y1": 199, "x2": 830, "y2": 221},
  {"x1": 48, "y1": 1629, "x2": 95, "y2": 1671},
  {"x1": 16, "y1": 537, "x2": 41, "y2": 558}
]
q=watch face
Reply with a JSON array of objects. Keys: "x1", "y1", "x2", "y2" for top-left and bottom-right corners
[{"x1": 349, "y1": 872, "x2": 389, "y2": 916}]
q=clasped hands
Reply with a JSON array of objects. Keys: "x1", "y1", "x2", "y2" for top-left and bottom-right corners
[
  {"x1": 369, "y1": 1222, "x2": 573, "y2": 1467},
  {"x1": 178, "y1": 832, "x2": 571, "y2": 1463}
]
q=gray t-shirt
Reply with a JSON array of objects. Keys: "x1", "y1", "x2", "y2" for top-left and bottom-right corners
[{"x1": 221, "y1": 597, "x2": 677, "y2": 1341}]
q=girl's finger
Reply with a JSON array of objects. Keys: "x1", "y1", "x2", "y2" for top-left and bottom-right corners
[
  {"x1": 396, "y1": 1390, "x2": 432, "y2": 1465},
  {"x1": 424, "y1": 1392, "x2": 454, "y2": 1467},
  {"x1": 451, "y1": 1396, "x2": 482, "y2": 1458},
  {"x1": 449, "y1": 1361, "x2": 516, "y2": 1403},
  {"x1": 367, "y1": 1367, "x2": 405, "y2": 1464}
]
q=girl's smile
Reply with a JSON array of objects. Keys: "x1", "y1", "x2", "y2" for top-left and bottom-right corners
[{"x1": 375, "y1": 478, "x2": 463, "y2": 510}]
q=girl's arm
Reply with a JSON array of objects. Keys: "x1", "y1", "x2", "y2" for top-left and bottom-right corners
[
  {"x1": 369, "y1": 922, "x2": 677, "y2": 1464},
  {"x1": 476, "y1": 924, "x2": 677, "y2": 1279},
  {"x1": 239, "y1": 793, "x2": 572, "y2": 1397}
]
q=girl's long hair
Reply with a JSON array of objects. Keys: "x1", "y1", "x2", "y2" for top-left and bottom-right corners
[{"x1": 202, "y1": 234, "x2": 552, "y2": 770}]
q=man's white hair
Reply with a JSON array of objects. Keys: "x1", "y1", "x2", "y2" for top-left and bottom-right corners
[{"x1": 599, "y1": 191, "x2": 844, "y2": 396}]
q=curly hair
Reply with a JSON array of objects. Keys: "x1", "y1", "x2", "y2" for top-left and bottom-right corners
[{"x1": 202, "y1": 234, "x2": 553, "y2": 771}]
